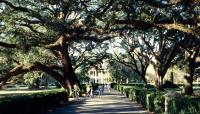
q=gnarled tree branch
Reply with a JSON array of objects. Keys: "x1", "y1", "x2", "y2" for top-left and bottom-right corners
[
  {"x1": 0, "y1": 62, "x2": 65, "y2": 86},
  {"x1": 114, "y1": 19, "x2": 199, "y2": 36}
]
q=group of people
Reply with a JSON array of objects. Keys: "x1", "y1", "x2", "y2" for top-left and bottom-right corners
[
  {"x1": 87, "y1": 83, "x2": 111, "y2": 97},
  {"x1": 95, "y1": 84, "x2": 104, "y2": 97},
  {"x1": 73, "y1": 83, "x2": 112, "y2": 99}
]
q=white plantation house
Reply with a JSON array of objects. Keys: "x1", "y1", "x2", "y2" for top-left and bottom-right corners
[{"x1": 88, "y1": 60, "x2": 110, "y2": 84}]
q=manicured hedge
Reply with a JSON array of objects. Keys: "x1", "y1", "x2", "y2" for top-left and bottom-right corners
[
  {"x1": 0, "y1": 90, "x2": 68, "y2": 114},
  {"x1": 115, "y1": 83, "x2": 154, "y2": 95},
  {"x1": 115, "y1": 84, "x2": 200, "y2": 114},
  {"x1": 116, "y1": 84, "x2": 164, "y2": 113},
  {"x1": 162, "y1": 80, "x2": 179, "y2": 88},
  {"x1": 136, "y1": 88, "x2": 159, "y2": 109},
  {"x1": 128, "y1": 87, "x2": 139, "y2": 101},
  {"x1": 123, "y1": 86, "x2": 165, "y2": 113},
  {"x1": 167, "y1": 96, "x2": 200, "y2": 114},
  {"x1": 80, "y1": 84, "x2": 87, "y2": 92},
  {"x1": 111, "y1": 83, "x2": 117, "y2": 88},
  {"x1": 146, "y1": 92, "x2": 166, "y2": 114},
  {"x1": 116, "y1": 85, "x2": 124, "y2": 94}
]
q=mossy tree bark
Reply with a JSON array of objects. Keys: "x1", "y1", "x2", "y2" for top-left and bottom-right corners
[{"x1": 183, "y1": 46, "x2": 200, "y2": 95}]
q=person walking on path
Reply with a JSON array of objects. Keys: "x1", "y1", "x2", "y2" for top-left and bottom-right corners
[
  {"x1": 107, "y1": 84, "x2": 111, "y2": 93},
  {"x1": 102, "y1": 84, "x2": 104, "y2": 93},
  {"x1": 86, "y1": 84, "x2": 91, "y2": 97},
  {"x1": 90, "y1": 84, "x2": 93, "y2": 98},
  {"x1": 100, "y1": 85, "x2": 104, "y2": 95},
  {"x1": 98, "y1": 85, "x2": 104, "y2": 97},
  {"x1": 73, "y1": 84, "x2": 80, "y2": 99}
]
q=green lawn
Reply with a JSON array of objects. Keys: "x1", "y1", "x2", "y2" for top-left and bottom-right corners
[{"x1": 0, "y1": 88, "x2": 61, "y2": 97}]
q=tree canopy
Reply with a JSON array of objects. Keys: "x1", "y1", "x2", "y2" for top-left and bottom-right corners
[{"x1": 0, "y1": 0, "x2": 199, "y2": 94}]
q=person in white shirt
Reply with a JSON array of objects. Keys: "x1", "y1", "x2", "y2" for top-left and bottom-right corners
[
  {"x1": 108, "y1": 84, "x2": 111, "y2": 93},
  {"x1": 86, "y1": 84, "x2": 91, "y2": 97},
  {"x1": 73, "y1": 84, "x2": 80, "y2": 99}
]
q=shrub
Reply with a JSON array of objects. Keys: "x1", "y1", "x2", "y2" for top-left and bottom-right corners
[
  {"x1": 123, "y1": 86, "x2": 134, "y2": 98},
  {"x1": 92, "y1": 83, "x2": 99, "y2": 91},
  {"x1": 113, "y1": 84, "x2": 118, "y2": 90},
  {"x1": 0, "y1": 90, "x2": 68, "y2": 114},
  {"x1": 135, "y1": 88, "x2": 156, "y2": 107},
  {"x1": 120, "y1": 86, "x2": 139, "y2": 101},
  {"x1": 115, "y1": 85, "x2": 137, "y2": 100},
  {"x1": 146, "y1": 92, "x2": 166, "y2": 114},
  {"x1": 124, "y1": 87, "x2": 130, "y2": 97},
  {"x1": 135, "y1": 89, "x2": 147, "y2": 107},
  {"x1": 115, "y1": 84, "x2": 156, "y2": 103},
  {"x1": 133, "y1": 83, "x2": 144, "y2": 88},
  {"x1": 128, "y1": 88, "x2": 134, "y2": 100},
  {"x1": 116, "y1": 85, "x2": 119, "y2": 90},
  {"x1": 119, "y1": 85, "x2": 124, "y2": 94},
  {"x1": 163, "y1": 80, "x2": 179, "y2": 88},
  {"x1": 80, "y1": 84, "x2": 87, "y2": 92},
  {"x1": 145, "y1": 84, "x2": 155, "y2": 89},
  {"x1": 167, "y1": 96, "x2": 200, "y2": 114},
  {"x1": 116, "y1": 84, "x2": 200, "y2": 114},
  {"x1": 111, "y1": 83, "x2": 117, "y2": 88}
]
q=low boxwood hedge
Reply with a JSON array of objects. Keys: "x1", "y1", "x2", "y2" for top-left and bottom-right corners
[
  {"x1": 146, "y1": 92, "x2": 166, "y2": 114},
  {"x1": 135, "y1": 88, "x2": 156, "y2": 108},
  {"x1": 163, "y1": 81, "x2": 179, "y2": 88},
  {"x1": 115, "y1": 84, "x2": 200, "y2": 114},
  {"x1": 0, "y1": 90, "x2": 68, "y2": 114},
  {"x1": 116, "y1": 85, "x2": 124, "y2": 94},
  {"x1": 167, "y1": 96, "x2": 200, "y2": 114}
]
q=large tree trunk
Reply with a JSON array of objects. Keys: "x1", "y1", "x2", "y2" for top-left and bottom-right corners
[
  {"x1": 181, "y1": 38, "x2": 200, "y2": 95},
  {"x1": 155, "y1": 68, "x2": 165, "y2": 90},
  {"x1": 170, "y1": 71, "x2": 174, "y2": 83},
  {"x1": 141, "y1": 74, "x2": 148, "y2": 88},
  {"x1": 183, "y1": 60, "x2": 195, "y2": 95},
  {"x1": 140, "y1": 65, "x2": 148, "y2": 88},
  {"x1": 182, "y1": 48, "x2": 199, "y2": 95},
  {"x1": 155, "y1": 76, "x2": 163, "y2": 90},
  {"x1": 47, "y1": 35, "x2": 81, "y2": 90},
  {"x1": 59, "y1": 37, "x2": 80, "y2": 90},
  {"x1": 154, "y1": 43, "x2": 180, "y2": 90},
  {"x1": 183, "y1": 75, "x2": 193, "y2": 95},
  {"x1": 59, "y1": 46, "x2": 76, "y2": 90}
]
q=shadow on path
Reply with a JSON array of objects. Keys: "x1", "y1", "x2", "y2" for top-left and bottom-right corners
[{"x1": 47, "y1": 88, "x2": 149, "y2": 114}]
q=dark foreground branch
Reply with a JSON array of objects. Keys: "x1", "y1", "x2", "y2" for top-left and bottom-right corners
[{"x1": 0, "y1": 62, "x2": 64, "y2": 87}]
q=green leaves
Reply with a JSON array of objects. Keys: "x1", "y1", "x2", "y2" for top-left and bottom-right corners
[{"x1": 47, "y1": 0, "x2": 60, "y2": 5}]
